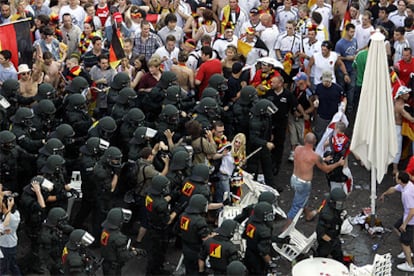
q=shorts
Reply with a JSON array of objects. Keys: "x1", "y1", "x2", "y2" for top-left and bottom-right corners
[{"x1": 394, "y1": 218, "x2": 414, "y2": 245}]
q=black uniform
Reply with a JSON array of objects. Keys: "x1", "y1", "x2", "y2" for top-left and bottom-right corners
[{"x1": 265, "y1": 88, "x2": 298, "y2": 175}]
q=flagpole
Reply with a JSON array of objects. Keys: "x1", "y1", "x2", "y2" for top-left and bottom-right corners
[
  {"x1": 370, "y1": 167, "x2": 377, "y2": 226},
  {"x1": 0, "y1": 18, "x2": 31, "y2": 27}
]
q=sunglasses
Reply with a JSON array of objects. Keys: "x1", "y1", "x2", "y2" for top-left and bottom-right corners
[{"x1": 20, "y1": 72, "x2": 30, "y2": 75}]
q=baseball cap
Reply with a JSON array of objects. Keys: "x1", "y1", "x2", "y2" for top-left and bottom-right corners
[
  {"x1": 321, "y1": 71, "x2": 333, "y2": 82},
  {"x1": 184, "y1": 39, "x2": 196, "y2": 49},
  {"x1": 394, "y1": 85, "x2": 412, "y2": 99},
  {"x1": 113, "y1": 12, "x2": 123, "y2": 23},
  {"x1": 250, "y1": 8, "x2": 259, "y2": 14},
  {"x1": 246, "y1": 27, "x2": 255, "y2": 34},
  {"x1": 293, "y1": 72, "x2": 307, "y2": 82}
]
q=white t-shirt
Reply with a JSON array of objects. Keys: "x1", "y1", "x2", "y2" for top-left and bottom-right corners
[
  {"x1": 260, "y1": 25, "x2": 280, "y2": 58},
  {"x1": 154, "y1": 46, "x2": 180, "y2": 71},
  {"x1": 355, "y1": 24, "x2": 375, "y2": 50},
  {"x1": 276, "y1": 6, "x2": 298, "y2": 33},
  {"x1": 303, "y1": 38, "x2": 322, "y2": 77},
  {"x1": 59, "y1": 5, "x2": 86, "y2": 30},
  {"x1": 313, "y1": 51, "x2": 338, "y2": 85},
  {"x1": 311, "y1": 4, "x2": 333, "y2": 33}
]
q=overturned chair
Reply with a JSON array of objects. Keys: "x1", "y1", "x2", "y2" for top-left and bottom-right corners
[
  {"x1": 349, "y1": 253, "x2": 392, "y2": 276},
  {"x1": 272, "y1": 208, "x2": 317, "y2": 262}
]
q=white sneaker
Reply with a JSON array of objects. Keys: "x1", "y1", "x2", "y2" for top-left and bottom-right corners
[
  {"x1": 397, "y1": 252, "x2": 414, "y2": 259},
  {"x1": 288, "y1": 151, "x2": 294, "y2": 162},
  {"x1": 397, "y1": 262, "x2": 414, "y2": 272}
]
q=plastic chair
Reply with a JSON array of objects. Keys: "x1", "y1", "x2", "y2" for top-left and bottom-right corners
[
  {"x1": 349, "y1": 253, "x2": 392, "y2": 276},
  {"x1": 272, "y1": 208, "x2": 317, "y2": 262}
]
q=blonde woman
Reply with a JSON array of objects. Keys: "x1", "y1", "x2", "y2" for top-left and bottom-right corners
[{"x1": 215, "y1": 133, "x2": 247, "y2": 202}]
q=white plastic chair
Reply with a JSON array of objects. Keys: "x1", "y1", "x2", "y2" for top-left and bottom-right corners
[
  {"x1": 272, "y1": 208, "x2": 317, "y2": 262},
  {"x1": 349, "y1": 253, "x2": 392, "y2": 276}
]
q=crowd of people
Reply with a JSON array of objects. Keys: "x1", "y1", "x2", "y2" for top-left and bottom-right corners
[{"x1": 1, "y1": 0, "x2": 414, "y2": 274}]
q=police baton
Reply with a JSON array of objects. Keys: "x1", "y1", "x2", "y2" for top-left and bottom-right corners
[{"x1": 245, "y1": 147, "x2": 263, "y2": 161}]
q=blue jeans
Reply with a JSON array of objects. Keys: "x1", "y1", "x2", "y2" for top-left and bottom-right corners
[
  {"x1": 287, "y1": 175, "x2": 312, "y2": 220},
  {"x1": 1, "y1": 246, "x2": 21, "y2": 276},
  {"x1": 214, "y1": 173, "x2": 230, "y2": 203}
]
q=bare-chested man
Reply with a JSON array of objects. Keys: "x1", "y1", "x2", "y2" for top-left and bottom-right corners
[
  {"x1": 18, "y1": 64, "x2": 39, "y2": 102},
  {"x1": 42, "y1": 51, "x2": 63, "y2": 89},
  {"x1": 393, "y1": 86, "x2": 414, "y2": 175},
  {"x1": 284, "y1": 132, "x2": 345, "y2": 229},
  {"x1": 170, "y1": 50, "x2": 194, "y2": 94}
]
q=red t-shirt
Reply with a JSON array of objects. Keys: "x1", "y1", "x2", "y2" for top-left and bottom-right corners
[
  {"x1": 406, "y1": 155, "x2": 414, "y2": 176},
  {"x1": 95, "y1": 4, "x2": 109, "y2": 27},
  {"x1": 397, "y1": 58, "x2": 414, "y2": 87},
  {"x1": 195, "y1": 59, "x2": 223, "y2": 98}
]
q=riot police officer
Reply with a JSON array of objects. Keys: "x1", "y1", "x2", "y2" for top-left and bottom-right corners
[
  {"x1": 10, "y1": 107, "x2": 44, "y2": 154},
  {"x1": 242, "y1": 202, "x2": 277, "y2": 275},
  {"x1": 167, "y1": 150, "x2": 191, "y2": 202},
  {"x1": 208, "y1": 74, "x2": 228, "y2": 99},
  {"x1": 127, "y1": 126, "x2": 154, "y2": 163},
  {"x1": 100, "y1": 207, "x2": 145, "y2": 275},
  {"x1": 37, "y1": 137, "x2": 65, "y2": 173},
  {"x1": 41, "y1": 154, "x2": 71, "y2": 210},
  {"x1": 0, "y1": 130, "x2": 36, "y2": 193},
  {"x1": 39, "y1": 207, "x2": 74, "y2": 274},
  {"x1": 232, "y1": 85, "x2": 258, "y2": 139},
  {"x1": 73, "y1": 137, "x2": 106, "y2": 229},
  {"x1": 65, "y1": 76, "x2": 89, "y2": 95},
  {"x1": 234, "y1": 191, "x2": 276, "y2": 223},
  {"x1": 316, "y1": 188, "x2": 347, "y2": 262},
  {"x1": 248, "y1": 99, "x2": 278, "y2": 190},
  {"x1": 62, "y1": 229, "x2": 96, "y2": 275},
  {"x1": 140, "y1": 71, "x2": 177, "y2": 122},
  {"x1": 107, "y1": 72, "x2": 131, "y2": 115},
  {"x1": 1, "y1": 79, "x2": 19, "y2": 124},
  {"x1": 178, "y1": 164, "x2": 210, "y2": 204},
  {"x1": 64, "y1": 93, "x2": 93, "y2": 143},
  {"x1": 179, "y1": 194, "x2": 211, "y2": 275},
  {"x1": 88, "y1": 116, "x2": 117, "y2": 144},
  {"x1": 227, "y1": 261, "x2": 248, "y2": 276},
  {"x1": 32, "y1": 99, "x2": 57, "y2": 139},
  {"x1": 193, "y1": 97, "x2": 221, "y2": 129},
  {"x1": 36, "y1": 83, "x2": 58, "y2": 102},
  {"x1": 119, "y1": 108, "x2": 146, "y2": 155},
  {"x1": 93, "y1": 146, "x2": 123, "y2": 239},
  {"x1": 111, "y1": 87, "x2": 137, "y2": 125},
  {"x1": 163, "y1": 85, "x2": 194, "y2": 114},
  {"x1": 145, "y1": 175, "x2": 178, "y2": 275},
  {"x1": 49, "y1": 123, "x2": 79, "y2": 177},
  {"x1": 199, "y1": 219, "x2": 240, "y2": 274}
]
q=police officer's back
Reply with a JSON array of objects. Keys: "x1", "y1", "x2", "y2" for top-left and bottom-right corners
[
  {"x1": 62, "y1": 229, "x2": 95, "y2": 275},
  {"x1": 179, "y1": 194, "x2": 211, "y2": 275},
  {"x1": 199, "y1": 219, "x2": 240, "y2": 274}
]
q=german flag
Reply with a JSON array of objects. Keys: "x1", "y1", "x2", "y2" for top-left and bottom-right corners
[
  {"x1": 0, "y1": 19, "x2": 33, "y2": 69},
  {"x1": 341, "y1": 0, "x2": 351, "y2": 38},
  {"x1": 109, "y1": 24, "x2": 125, "y2": 69}
]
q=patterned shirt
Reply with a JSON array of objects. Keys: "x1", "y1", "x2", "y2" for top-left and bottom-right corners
[{"x1": 133, "y1": 33, "x2": 163, "y2": 61}]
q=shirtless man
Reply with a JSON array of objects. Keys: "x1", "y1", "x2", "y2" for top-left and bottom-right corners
[
  {"x1": 283, "y1": 132, "x2": 345, "y2": 229},
  {"x1": 170, "y1": 50, "x2": 194, "y2": 94},
  {"x1": 18, "y1": 64, "x2": 39, "y2": 103},
  {"x1": 42, "y1": 51, "x2": 63, "y2": 89},
  {"x1": 393, "y1": 86, "x2": 414, "y2": 175}
]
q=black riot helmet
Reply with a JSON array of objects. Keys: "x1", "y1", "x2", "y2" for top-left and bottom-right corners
[
  {"x1": 116, "y1": 87, "x2": 137, "y2": 105},
  {"x1": 123, "y1": 108, "x2": 146, "y2": 128},
  {"x1": 258, "y1": 191, "x2": 276, "y2": 205},
  {"x1": 208, "y1": 74, "x2": 228, "y2": 92},
  {"x1": 227, "y1": 261, "x2": 248, "y2": 276},
  {"x1": 216, "y1": 219, "x2": 238, "y2": 238},
  {"x1": 66, "y1": 76, "x2": 88, "y2": 94},
  {"x1": 34, "y1": 99, "x2": 56, "y2": 117},
  {"x1": 47, "y1": 207, "x2": 68, "y2": 226},
  {"x1": 102, "y1": 207, "x2": 132, "y2": 229},
  {"x1": 170, "y1": 150, "x2": 190, "y2": 171},
  {"x1": 39, "y1": 138, "x2": 65, "y2": 156},
  {"x1": 41, "y1": 154, "x2": 66, "y2": 175},
  {"x1": 67, "y1": 94, "x2": 87, "y2": 111},
  {"x1": 80, "y1": 137, "x2": 107, "y2": 156},
  {"x1": 52, "y1": 124, "x2": 75, "y2": 145},
  {"x1": 13, "y1": 107, "x2": 34, "y2": 126},
  {"x1": 252, "y1": 99, "x2": 277, "y2": 117},
  {"x1": 252, "y1": 202, "x2": 274, "y2": 223},
  {"x1": 1, "y1": 79, "x2": 19, "y2": 99},
  {"x1": 148, "y1": 175, "x2": 170, "y2": 196},
  {"x1": 185, "y1": 194, "x2": 208, "y2": 214},
  {"x1": 163, "y1": 85, "x2": 182, "y2": 105},
  {"x1": 201, "y1": 87, "x2": 220, "y2": 102},
  {"x1": 67, "y1": 229, "x2": 95, "y2": 250},
  {"x1": 111, "y1": 72, "x2": 130, "y2": 90},
  {"x1": 37, "y1": 83, "x2": 57, "y2": 101},
  {"x1": 239, "y1": 85, "x2": 258, "y2": 105},
  {"x1": 197, "y1": 97, "x2": 219, "y2": 119},
  {"x1": 159, "y1": 104, "x2": 179, "y2": 125},
  {"x1": 0, "y1": 130, "x2": 16, "y2": 151},
  {"x1": 103, "y1": 146, "x2": 123, "y2": 168},
  {"x1": 97, "y1": 116, "x2": 117, "y2": 140},
  {"x1": 190, "y1": 164, "x2": 209, "y2": 183},
  {"x1": 329, "y1": 188, "x2": 347, "y2": 210},
  {"x1": 158, "y1": 71, "x2": 177, "y2": 89}
]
